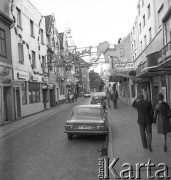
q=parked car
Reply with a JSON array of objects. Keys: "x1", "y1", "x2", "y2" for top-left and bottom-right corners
[
  {"x1": 84, "y1": 93, "x2": 91, "y2": 98},
  {"x1": 91, "y1": 92, "x2": 106, "y2": 104},
  {"x1": 64, "y1": 105, "x2": 108, "y2": 140}
]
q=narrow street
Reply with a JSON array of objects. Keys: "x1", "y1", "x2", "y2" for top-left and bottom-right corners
[{"x1": 0, "y1": 98, "x2": 104, "y2": 180}]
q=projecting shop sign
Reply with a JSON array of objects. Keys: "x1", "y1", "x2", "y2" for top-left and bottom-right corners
[{"x1": 115, "y1": 63, "x2": 134, "y2": 71}]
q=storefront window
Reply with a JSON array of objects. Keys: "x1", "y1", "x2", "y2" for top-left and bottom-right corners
[{"x1": 29, "y1": 82, "x2": 40, "y2": 103}]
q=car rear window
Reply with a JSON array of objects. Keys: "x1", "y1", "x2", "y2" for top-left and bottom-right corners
[{"x1": 73, "y1": 107, "x2": 101, "y2": 117}]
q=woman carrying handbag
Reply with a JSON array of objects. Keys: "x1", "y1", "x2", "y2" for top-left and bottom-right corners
[{"x1": 154, "y1": 93, "x2": 171, "y2": 152}]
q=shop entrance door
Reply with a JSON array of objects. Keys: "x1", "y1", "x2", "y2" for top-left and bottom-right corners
[
  {"x1": 16, "y1": 88, "x2": 21, "y2": 117},
  {"x1": 42, "y1": 89, "x2": 47, "y2": 109}
]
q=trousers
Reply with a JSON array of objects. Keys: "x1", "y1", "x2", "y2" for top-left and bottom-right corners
[{"x1": 139, "y1": 124, "x2": 152, "y2": 147}]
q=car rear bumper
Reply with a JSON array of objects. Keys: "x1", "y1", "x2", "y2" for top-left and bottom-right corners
[{"x1": 64, "y1": 130, "x2": 108, "y2": 135}]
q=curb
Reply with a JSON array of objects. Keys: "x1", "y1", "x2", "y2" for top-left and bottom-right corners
[
  {"x1": 107, "y1": 109, "x2": 114, "y2": 160},
  {"x1": 0, "y1": 97, "x2": 84, "y2": 140}
]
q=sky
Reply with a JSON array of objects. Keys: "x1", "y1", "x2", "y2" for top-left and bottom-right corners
[{"x1": 29, "y1": 0, "x2": 138, "y2": 48}]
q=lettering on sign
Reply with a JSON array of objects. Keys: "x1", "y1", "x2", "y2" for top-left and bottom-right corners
[
  {"x1": 17, "y1": 72, "x2": 29, "y2": 80},
  {"x1": 32, "y1": 75, "x2": 39, "y2": 81},
  {"x1": 115, "y1": 63, "x2": 134, "y2": 71}
]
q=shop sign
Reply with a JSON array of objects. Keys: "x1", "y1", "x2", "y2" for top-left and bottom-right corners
[
  {"x1": 32, "y1": 75, "x2": 39, "y2": 81},
  {"x1": 17, "y1": 72, "x2": 29, "y2": 80},
  {"x1": 0, "y1": 77, "x2": 11, "y2": 84},
  {"x1": 140, "y1": 61, "x2": 148, "y2": 73},
  {"x1": 13, "y1": 80, "x2": 24, "y2": 86},
  {"x1": 115, "y1": 63, "x2": 134, "y2": 72},
  {"x1": 42, "y1": 77, "x2": 49, "y2": 83}
]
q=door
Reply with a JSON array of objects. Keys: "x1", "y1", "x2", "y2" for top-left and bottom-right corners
[
  {"x1": 3, "y1": 87, "x2": 7, "y2": 121},
  {"x1": 16, "y1": 88, "x2": 21, "y2": 117}
]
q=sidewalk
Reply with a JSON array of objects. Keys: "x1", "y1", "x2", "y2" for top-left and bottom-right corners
[
  {"x1": 108, "y1": 101, "x2": 171, "y2": 179},
  {"x1": 0, "y1": 97, "x2": 83, "y2": 140}
]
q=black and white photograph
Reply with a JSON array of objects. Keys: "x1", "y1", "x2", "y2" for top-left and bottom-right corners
[{"x1": 0, "y1": 0, "x2": 171, "y2": 179}]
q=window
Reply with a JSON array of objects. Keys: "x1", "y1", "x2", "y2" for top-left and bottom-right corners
[
  {"x1": 134, "y1": 40, "x2": 136, "y2": 48},
  {"x1": 18, "y1": 43, "x2": 24, "y2": 63},
  {"x1": 22, "y1": 82, "x2": 27, "y2": 105},
  {"x1": 41, "y1": 29, "x2": 44, "y2": 43},
  {"x1": 42, "y1": 56, "x2": 46, "y2": 72},
  {"x1": 16, "y1": 7, "x2": 22, "y2": 28},
  {"x1": 32, "y1": 51, "x2": 36, "y2": 68},
  {"x1": 149, "y1": 27, "x2": 152, "y2": 41},
  {"x1": 139, "y1": 23, "x2": 141, "y2": 33},
  {"x1": 143, "y1": 15, "x2": 145, "y2": 27},
  {"x1": 120, "y1": 48, "x2": 124, "y2": 57},
  {"x1": 132, "y1": 44, "x2": 133, "y2": 51},
  {"x1": 30, "y1": 20, "x2": 34, "y2": 37},
  {"x1": 132, "y1": 56, "x2": 134, "y2": 61},
  {"x1": 135, "y1": 53, "x2": 136, "y2": 59},
  {"x1": 158, "y1": 4, "x2": 164, "y2": 28},
  {"x1": 140, "y1": 41, "x2": 143, "y2": 52},
  {"x1": 147, "y1": 4, "x2": 151, "y2": 18},
  {"x1": 133, "y1": 27, "x2": 135, "y2": 35},
  {"x1": 28, "y1": 82, "x2": 40, "y2": 104},
  {"x1": 0, "y1": 29, "x2": 6, "y2": 56},
  {"x1": 144, "y1": 35, "x2": 147, "y2": 47},
  {"x1": 165, "y1": 16, "x2": 171, "y2": 43},
  {"x1": 142, "y1": 0, "x2": 144, "y2": 7},
  {"x1": 138, "y1": 4, "x2": 140, "y2": 15}
]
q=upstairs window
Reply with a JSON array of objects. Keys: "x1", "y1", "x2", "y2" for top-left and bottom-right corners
[
  {"x1": 0, "y1": 29, "x2": 6, "y2": 56},
  {"x1": 16, "y1": 7, "x2": 22, "y2": 28},
  {"x1": 139, "y1": 23, "x2": 142, "y2": 33},
  {"x1": 32, "y1": 51, "x2": 36, "y2": 68},
  {"x1": 18, "y1": 43, "x2": 24, "y2": 63},
  {"x1": 30, "y1": 20, "x2": 34, "y2": 37},
  {"x1": 144, "y1": 35, "x2": 147, "y2": 47},
  {"x1": 42, "y1": 56, "x2": 46, "y2": 72},
  {"x1": 158, "y1": 4, "x2": 164, "y2": 28},
  {"x1": 140, "y1": 41, "x2": 143, "y2": 52},
  {"x1": 41, "y1": 29, "x2": 44, "y2": 43},
  {"x1": 142, "y1": 0, "x2": 144, "y2": 7},
  {"x1": 138, "y1": 4, "x2": 140, "y2": 15},
  {"x1": 149, "y1": 27, "x2": 152, "y2": 41},
  {"x1": 143, "y1": 15, "x2": 146, "y2": 27},
  {"x1": 147, "y1": 4, "x2": 151, "y2": 18}
]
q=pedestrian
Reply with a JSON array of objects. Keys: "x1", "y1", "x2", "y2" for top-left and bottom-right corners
[
  {"x1": 111, "y1": 89, "x2": 118, "y2": 109},
  {"x1": 69, "y1": 92, "x2": 72, "y2": 103},
  {"x1": 106, "y1": 90, "x2": 111, "y2": 108},
  {"x1": 102, "y1": 96, "x2": 107, "y2": 110},
  {"x1": 153, "y1": 93, "x2": 171, "y2": 152},
  {"x1": 132, "y1": 93, "x2": 154, "y2": 152},
  {"x1": 74, "y1": 91, "x2": 77, "y2": 102},
  {"x1": 72, "y1": 93, "x2": 74, "y2": 103}
]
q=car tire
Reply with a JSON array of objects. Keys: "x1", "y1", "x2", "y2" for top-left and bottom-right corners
[{"x1": 67, "y1": 133, "x2": 73, "y2": 140}]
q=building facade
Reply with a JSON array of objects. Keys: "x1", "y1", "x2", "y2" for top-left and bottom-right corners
[
  {"x1": 130, "y1": 0, "x2": 171, "y2": 107},
  {"x1": 8, "y1": 0, "x2": 48, "y2": 118},
  {"x1": 0, "y1": 8, "x2": 14, "y2": 125}
]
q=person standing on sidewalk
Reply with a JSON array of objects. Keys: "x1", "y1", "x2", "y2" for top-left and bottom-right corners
[
  {"x1": 154, "y1": 93, "x2": 171, "y2": 152},
  {"x1": 132, "y1": 93, "x2": 154, "y2": 152},
  {"x1": 111, "y1": 89, "x2": 118, "y2": 109}
]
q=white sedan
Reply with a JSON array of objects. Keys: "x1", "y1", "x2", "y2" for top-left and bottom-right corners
[{"x1": 84, "y1": 93, "x2": 91, "y2": 98}]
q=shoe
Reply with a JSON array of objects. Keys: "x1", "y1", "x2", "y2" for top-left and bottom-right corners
[
  {"x1": 143, "y1": 145, "x2": 147, "y2": 149},
  {"x1": 148, "y1": 145, "x2": 152, "y2": 152},
  {"x1": 164, "y1": 145, "x2": 167, "y2": 152}
]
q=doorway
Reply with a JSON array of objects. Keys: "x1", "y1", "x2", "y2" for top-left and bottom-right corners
[{"x1": 16, "y1": 88, "x2": 21, "y2": 117}]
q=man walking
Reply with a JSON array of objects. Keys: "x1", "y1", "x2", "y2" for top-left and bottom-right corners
[
  {"x1": 132, "y1": 94, "x2": 154, "y2": 152},
  {"x1": 106, "y1": 90, "x2": 111, "y2": 108},
  {"x1": 111, "y1": 89, "x2": 118, "y2": 109}
]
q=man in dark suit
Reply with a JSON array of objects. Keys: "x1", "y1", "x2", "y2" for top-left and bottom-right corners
[{"x1": 132, "y1": 93, "x2": 154, "y2": 152}]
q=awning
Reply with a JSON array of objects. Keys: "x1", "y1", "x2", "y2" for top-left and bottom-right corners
[{"x1": 109, "y1": 72, "x2": 129, "y2": 82}]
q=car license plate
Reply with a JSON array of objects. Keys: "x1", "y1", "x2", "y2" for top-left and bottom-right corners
[{"x1": 78, "y1": 126, "x2": 92, "y2": 129}]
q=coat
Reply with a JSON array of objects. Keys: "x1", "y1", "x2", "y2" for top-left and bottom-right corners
[
  {"x1": 111, "y1": 91, "x2": 118, "y2": 101},
  {"x1": 132, "y1": 99, "x2": 153, "y2": 125},
  {"x1": 154, "y1": 102, "x2": 171, "y2": 134}
]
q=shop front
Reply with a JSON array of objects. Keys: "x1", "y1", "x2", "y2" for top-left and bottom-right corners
[
  {"x1": 13, "y1": 70, "x2": 45, "y2": 118},
  {"x1": 0, "y1": 66, "x2": 14, "y2": 125}
]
